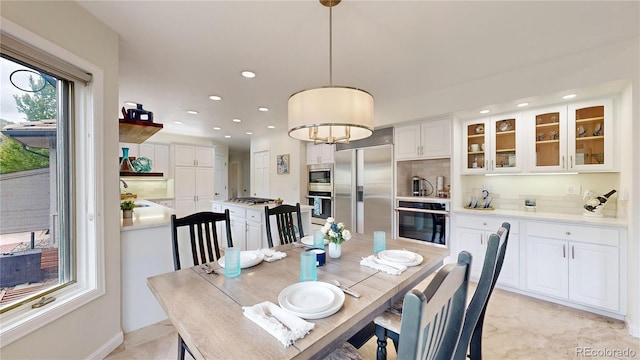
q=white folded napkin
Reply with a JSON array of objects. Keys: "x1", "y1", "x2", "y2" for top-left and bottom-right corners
[
  {"x1": 258, "y1": 248, "x2": 288, "y2": 262},
  {"x1": 242, "y1": 301, "x2": 314, "y2": 347},
  {"x1": 360, "y1": 255, "x2": 408, "y2": 275}
]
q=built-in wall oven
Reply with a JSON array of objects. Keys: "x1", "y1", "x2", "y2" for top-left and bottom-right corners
[
  {"x1": 396, "y1": 199, "x2": 449, "y2": 246},
  {"x1": 307, "y1": 164, "x2": 333, "y2": 225}
]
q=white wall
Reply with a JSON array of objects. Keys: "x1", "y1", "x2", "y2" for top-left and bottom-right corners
[
  {"x1": 1, "y1": 1, "x2": 121, "y2": 359},
  {"x1": 251, "y1": 132, "x2": 306, "y2": 205}
]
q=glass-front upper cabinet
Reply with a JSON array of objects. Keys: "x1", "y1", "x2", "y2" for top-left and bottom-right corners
[
  {"x1": 463, "y1": 119, "x2": 489, "y2": 173},
  {"x1": 530, "y1": 106, "x2": 568, "y2": 172},
  {"x1": 462, "y1": 113, "x2": 523, "y2": 174},
  {"x1": 568, "y1": 98, "x2": 613, "y2": 171},
  {"x1": 491, "y1": 114, "x2": 521, "y2": 172},
  {"x1": 529, "y1": 98, "x2": 613, "y2": 173}
]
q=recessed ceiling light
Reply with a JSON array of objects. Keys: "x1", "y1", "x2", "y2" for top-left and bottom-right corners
[
  {"x1": 562, "y1": 94, "x2": 576, "y2": 99},
  {"x1": 241, "y1": 70, "x2": 256, "y2": 78},
  {"x1": 213, "y1": 127, "x2": 221, "y2": 130},
  {"x1": 209, "y1": 95, "x2": 222, "y2": 101},
  {"x1": 173, "y1": 121, "x2": 183, "y2": 124},
  {"x1": 246, "y1": 132, "x2": 253, "y2": 135},
  {"x1": 125, "y1": 101, "x2": 137, "y2": 106},
  {"x1": 267, "y1": 125, "x2": 275, "y2": 129},
  {"x1": 480, "y1": 110, "x2": 490, "y2": 114},
  {"x1": 224, "y1": 135, "x2": 231, "y2": 138},
  {"x1": 232, "y1": 118, "x2": 242, "y2": 123},
  {"x1": 187, "y1": 110, "x2": 198, "y2": 114},
  {"x1": 258, "y1": 107, "x2": 269, "y2": 112},
  {"x1": 517, "y1": 102, "x2": 529, "y2": 107}
]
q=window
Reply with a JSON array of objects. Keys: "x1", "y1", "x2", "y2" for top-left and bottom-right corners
[
  {"x1": 0, "y1": 29, "x2": 103, "y2": 346},
  {"x1": 0, "y1": 55, "x2": 72, "y2": 312}
]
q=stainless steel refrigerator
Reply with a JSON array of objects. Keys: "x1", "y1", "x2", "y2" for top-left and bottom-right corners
[{"x1": 334, "y1": 128, "x2": 393, "y2": 236}]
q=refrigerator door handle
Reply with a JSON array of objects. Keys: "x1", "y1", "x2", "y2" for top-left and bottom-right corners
[{"x1": 356, "y1": 186, "x2": 364, "y2": 202}]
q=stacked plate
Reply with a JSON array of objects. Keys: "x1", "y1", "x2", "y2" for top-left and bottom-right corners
[
  {"x1": 278, "y1": 281, "x2": 345, "y2": 319},
  {"x1": 377, "y1": 250, "x2": 423, "y2": 267},
  {"x1": 218, "y1": 251, "x2": 265, "y2": 268},
  {"x1": 300, "y1": 235, "x2": 329, "y2": 246}
]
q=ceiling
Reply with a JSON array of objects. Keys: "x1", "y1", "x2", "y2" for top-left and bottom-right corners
[{"x1": 77, "y1": 1, "x2": 639, "y2": 152}]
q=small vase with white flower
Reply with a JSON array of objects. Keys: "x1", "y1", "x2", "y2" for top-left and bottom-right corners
[{"x1": 321, "y1": 217, "x2": 351, "y2": 259}]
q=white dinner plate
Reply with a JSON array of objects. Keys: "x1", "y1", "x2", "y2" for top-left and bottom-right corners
[
  {"x1": 301, "y1": 235, "x2": 329, "y2": 246},
  {"x1": 378, "y1": 250, "x2": 423, "y2": 267},
  {"x1": 278, "y1": 281, "x2": 344, "y2": 319},
  {"x1": 285, "y1": 284, "x2": 336, "y2": 314},
  {"x1": 218, "y1": 251, "x2": 264, "y2": 269}
]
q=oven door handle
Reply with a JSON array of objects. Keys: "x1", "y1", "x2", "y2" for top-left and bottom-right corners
[
  {"x1": 306, "y1": 195, "x2": 333, "y2": 200},
  {"x1": 395, "y1": 207, "x2": 449, "y2": 216}
]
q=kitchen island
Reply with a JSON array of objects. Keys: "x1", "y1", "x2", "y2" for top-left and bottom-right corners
[
  {"x1": 120, "y1": 200, "x2": 176, "y2": 332},
  {"x1": 211, "y1": 200, "x2": 313, "y2": 250}
]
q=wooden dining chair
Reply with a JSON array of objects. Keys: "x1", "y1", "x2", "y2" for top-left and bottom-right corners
[
  {"x1": 325, "y1": 251, "x2": 471, "y2": 360},
  {"x1": 170, "y1": 210, "x2": 233, "y2": 360},
  {"x1": 264, "y1": 203, "x2": 304, "y2": 248},
  {"x1": 455, "y1": 222, "x2": 511, "y2": 360},
  {"x1": 373, "y1": 223, "x2": 510, "y2": 360}
]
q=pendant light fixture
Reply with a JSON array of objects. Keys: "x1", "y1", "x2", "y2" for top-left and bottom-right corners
[{"x1": 288, "y1": 0, "x2": 374, "y2": 144}]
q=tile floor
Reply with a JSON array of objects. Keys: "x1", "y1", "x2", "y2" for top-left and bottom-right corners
[{"x1": 106, "y1": 286, "x2": 639, "y2": 360}]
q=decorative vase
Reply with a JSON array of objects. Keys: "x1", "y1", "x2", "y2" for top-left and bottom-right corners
[
  {"x1": 328, "y1": 242, "x2": 342, "y2": 259},
  {"x1": 122, "y1": 209, "x2": 133, "y2": 219},
  {"x1": 119, "y1": 147, "x2": 134, "y2": 172}
]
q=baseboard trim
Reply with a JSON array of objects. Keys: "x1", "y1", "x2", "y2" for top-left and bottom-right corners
[
  {"x1": 626, "y1": 318, "x2": 640, "y2": 338},
  {"x1": 87, "y1": 331, "x2": 123, "y2": 360}
]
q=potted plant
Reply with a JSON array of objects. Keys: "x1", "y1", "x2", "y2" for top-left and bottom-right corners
[
  {"x1": 274, "y1": 198, "x2": 283, "y2": 206},
  {"x1": 121, "y1": 200, "x2": 136, "y2": 218}
]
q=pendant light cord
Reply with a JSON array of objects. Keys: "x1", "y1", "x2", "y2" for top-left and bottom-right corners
[{"x1": 329, "y1": 1, "x2": 333, "y2": 87}]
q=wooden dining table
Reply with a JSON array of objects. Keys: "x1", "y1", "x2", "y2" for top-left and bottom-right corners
[{"x1": 147, "y1": 234, "x2": 448, "y2": 360}]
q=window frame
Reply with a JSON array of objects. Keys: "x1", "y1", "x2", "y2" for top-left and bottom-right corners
[{"x1": 0, "y1": 20, "x2": 105, "y2": 346}]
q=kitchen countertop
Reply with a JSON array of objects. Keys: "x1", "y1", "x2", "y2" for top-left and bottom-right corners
[
  {"x1": 212, "y1": 200, "x2": 314, "y2": 211},
  {"x1": 396, "y1": 196, "x2": 451, "y2": 203},
  {"x1": 120, "y1": 199, "x2": 175, "y2": 231},
  {"x1": 454, "y1": 207, "x2": 627, "y2": 228}
]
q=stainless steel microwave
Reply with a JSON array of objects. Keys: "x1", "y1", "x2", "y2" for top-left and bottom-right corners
[{"x1": 308, "y1": 164, "x2": 333, "y2": 192}]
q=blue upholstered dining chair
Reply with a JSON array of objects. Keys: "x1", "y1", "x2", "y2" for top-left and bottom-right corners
[
  {"x1": 454, "y1": 222, "x2": 511, "y2": 360},
  {"x1": 264, "y1": 203, "x2": 304, "y2": 247},
  {"x1": 324, "y1": 251, "x2": 472, "y2": 360},
  {"x1": 374, "y1": 223, "x2": 510, "y2": 360},
  {"x1": 170, "y1": 210, "x2": 234, "y2": 360}
]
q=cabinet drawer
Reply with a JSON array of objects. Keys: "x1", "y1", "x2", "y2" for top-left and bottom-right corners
[
  {"x1": 527, "y1": 221, "x2": 618, "y2": 247},
  {"x1": 246, "y1": 209, "x2": 262, "y2": 222},
  {"x1": 457, "y1": 214, "x2": 519, "y2": 233},
  {"x1": 224, "y1": 205, "x2": 244, "y2": 217}
]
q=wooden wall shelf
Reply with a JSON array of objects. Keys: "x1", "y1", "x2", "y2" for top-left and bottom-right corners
[
  {"x1": 119, "y1": 118, "x2": 163, "y2": 143},
  {"x1": 120, "y1": 172, "x2": 164, "y2": 177}
]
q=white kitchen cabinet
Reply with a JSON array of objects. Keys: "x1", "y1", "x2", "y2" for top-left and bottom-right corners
[
  {"x1": 174, "y1": 166, "x2": 215, "y2": 217},
  {"x1": 306, "y1": 143, "x2": 335, "y2": 164},
  {"x1": 174, "y1": 144, "x2": 215, "y2": 167},
  {"x1": 455, "y1": 214, "x2": 519, "y2": 288},
  {"x1": 395, "y1": 119, "x2": 451, "y2": 160},
  {"x1": 528, "y1": 98, "x2": 614, "y2": 173},
  {"x1": 139, "y1": 142, "x2": 170, "y2": 176},
  {"x1": 222, "y1": 205, "x2": 263, "y2": 251},
  {"x1": 525, "y1": 221, "x2": 620, "y2": 312},
  {"x1": 568, "y1": 98, "x2": 614, "y2": 172},
  {"x1": 173, "y1": 144, "x2": 215, "y2": 216},
  {"x1": 462, "y1": 113, "x2": 524, "y2": 174}
]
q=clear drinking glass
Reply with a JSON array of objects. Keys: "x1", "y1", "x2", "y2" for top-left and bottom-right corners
[
  {"x1": 313, "y1": 229, "x2": 325, "y2": 248},
  {"x1": 300, "y1": 252, "x2": 317, "y2": 282},
  {"x1": 373, "y1": 231, "x2": 386, "y2": 254},
  {"x1": 224, "y1": 247, "x2": 241, "y2": 278}
]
